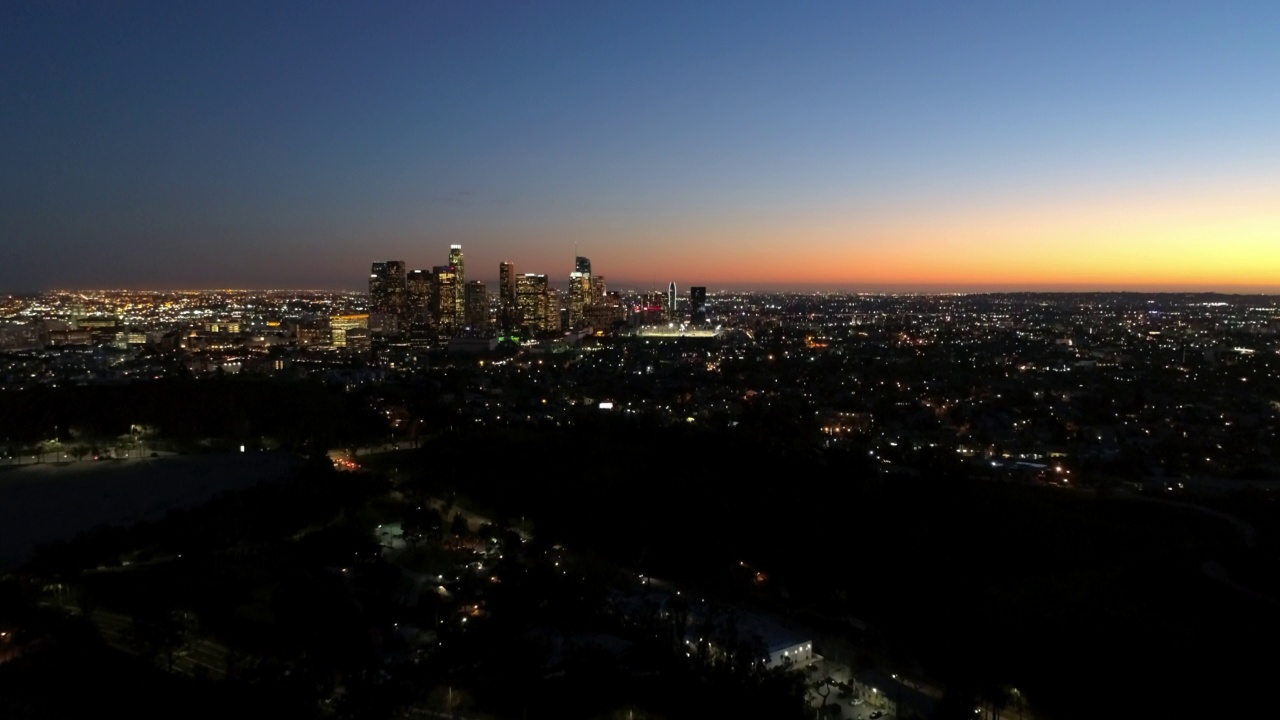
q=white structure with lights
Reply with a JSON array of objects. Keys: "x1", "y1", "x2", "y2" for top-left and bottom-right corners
[{"x1": 769, "y1": 638, "x2": 815, "y2": 668}]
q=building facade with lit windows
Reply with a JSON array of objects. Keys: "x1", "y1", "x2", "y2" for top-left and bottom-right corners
[
  {"x1": 406, "y1": 269, "x2": 432, "y2": 316},
  {"x1": 463, "y1": 280, "x2": 488, "y2": 331},
  {"x1": 499, "y1": 261, "x2": 517, "y2": 332},
  {"x1": 590, "y1": 275, "x2": 606, "y2": 305},
  {"x1": 329, "y1": 314, "x2": 369, "y2": 348},
  {"x1": 568, "y1": 274, "x2": 591, "y2": 328},
  {"x1": 448, "y1": 244, "x2": 465, "y2": 328},
  {"x1": 516, "y1": 273, "x2": 549, "y2": 334},
  {"x1": 432, "y1": 265, "x2": 458, "y2": 336},
  {"x1": 369, "y1": 261, "x2": 407, "y2": 315}
]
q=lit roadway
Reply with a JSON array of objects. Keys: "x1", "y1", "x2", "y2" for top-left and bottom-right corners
[
  {"x1": 90, "y1": 608, "x2": 229, "y2": 679},
  {"x1": 41, "y1": 600, "x2": 231, "y2": 680}
]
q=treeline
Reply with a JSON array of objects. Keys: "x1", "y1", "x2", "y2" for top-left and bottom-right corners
[
  {"x1": 0, "y1": 376, "x2": 387, "y2": 450},
  {"x1": 5, "y1": 457, "x2": 396, "y2": 719}
]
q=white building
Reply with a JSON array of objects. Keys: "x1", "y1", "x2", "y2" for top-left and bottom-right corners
[{"x1": 768, "y1": 638, "x2": 815, "y2": 668}]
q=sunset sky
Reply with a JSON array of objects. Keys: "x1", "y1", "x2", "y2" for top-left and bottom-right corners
[{"x1": 3, "y1": 1, "x2": 1277, "y2": 292}]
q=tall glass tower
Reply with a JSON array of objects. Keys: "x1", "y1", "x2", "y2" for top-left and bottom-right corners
[
  {"x1": 499, "y1": 261, "x2": 516, "y2": 332},
  {"x1": 370, "y1": 260, "x2": 406, "y2": 315},
  {"x1": 448, "y1": 244, "x2": 465, "y2": 329}
]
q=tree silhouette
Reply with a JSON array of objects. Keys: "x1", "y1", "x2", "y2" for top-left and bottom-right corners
[
  {"x1": 128, "y1": 608, "x2": 186, "y2": 673},
  {"x1": 450, "y1": 512, "x2": 469, "y2": 537}
]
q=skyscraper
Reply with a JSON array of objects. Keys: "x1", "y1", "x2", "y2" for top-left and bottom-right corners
[
  {"x1": 449, "y1": 245, "x2": 465, "y2": 284},
  {"x1": 568, "y1": 274, "x2": 591, "y2": 328},
  {"x1": 568, "y1": 255, "x2": 592, "y2": 329},
  {"x1": 407, "y1": 269, "x2": 432, "y2": 316},
  {"x1": 499, "y1": 261, "x2": 516, "y2": 332},
  {"x1": 370, "y1": 261, "x2": 407, "y2": 315},
  {"x1": 667, "y1": 281, "x2": 678, "y2": 323},
  {"x1": 448, "y1": 245, "x2": 465, "y2": 329},
  {"x1": 689, "y1": 286, "x2": 707, "y2": 324},
  {"x1": 546, "y1": 288, "x2": 562, "y2": 333},
  {"x1": 464, "y1": 280, "x2": 488, "y2": 331},
  {"x1": 433, "y1": 265, "x2": 458, "y2": 336},
  {"x1": 516, "y1": 273, "x2": 548, "y2": 334}
]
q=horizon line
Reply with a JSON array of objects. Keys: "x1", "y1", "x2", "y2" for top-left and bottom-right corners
[{"x1": 11, "y1": 284, "x2": 1280, "y2": 297}]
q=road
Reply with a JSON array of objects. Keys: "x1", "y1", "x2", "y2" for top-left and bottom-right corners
[
  {"x1": 1112, "y1": 490, "x2": 1280, "y2": 606},
  {"x1": 1115, "y1": 491, "x2": 1257, "y2": 548},
  {"x1": 95, "y1": 608, "x2": 232, "y2": 678},
  {"x1": 1200, "y1": 560, "x2": 1280, "y2": 608},
  {"x1": 39, "y1": 599, "x2": 232, "y2": 680}
]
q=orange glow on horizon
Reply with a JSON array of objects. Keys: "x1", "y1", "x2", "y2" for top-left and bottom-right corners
[{"x1": 582, "y1": 180, "x2": 1280, "y2": 290}]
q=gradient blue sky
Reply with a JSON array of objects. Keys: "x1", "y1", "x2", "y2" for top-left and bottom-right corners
[{"x1": 3, "y1": 1, "x2": 1278, "y2": 291}]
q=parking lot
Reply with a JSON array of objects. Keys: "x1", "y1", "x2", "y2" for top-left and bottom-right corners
[{"x1": 803, "y1": 657, "x2": 930, "y2": 720}]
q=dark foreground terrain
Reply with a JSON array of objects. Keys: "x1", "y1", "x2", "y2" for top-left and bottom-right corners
[
  {"x1": 2, "y1": 416, "x2": 1277, "y2": 719},
  {"x1": 412, "y1": 419, "x2": 1280, "y2": 719}
]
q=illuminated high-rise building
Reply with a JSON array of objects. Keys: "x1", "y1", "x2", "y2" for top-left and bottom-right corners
[
  {"x1": 499, "y1": 260, "x2": 519, "y2": 333},
  {"x1": 369, "y1": 261, "x2": 407, "y2": 314},
  {"x1": 568, "y1": 276, "x2": 591, "y2": 327},
  {"x1": 516, "y1": 273, "x2": 548, "y2": 334},
  {"x1": 590, "y1": 275, "x2": 606, "y2": 305},
  {"x1": 499, "y1": 261, "x2": 517, "y2": 331},
  {"x1": 689, "y1": 286, "x2": 707, "y2": 324},
  {"x1": 449, "y1": 244, "x2": 465, "y2": 282},
  {"x1": 568, "y1": 268, "x2": 592, "y2": 330},
  {"x1": 369, "y1": 264, "x2": 387, "y2": 303},
  {"x1": 546, "y1": 288, "x2": 562, "y2": 333},
  {"x1": 568, "y1": 255, "x2": 593, "y2": 328},
  {"x1": 433, "y1": 265, "x2": 458, "y2": 336},
  {"x1": 464, "y1": 280, "x2": 488, "y2": 331},
  {"x1": 407, "y1": 269, "x2": 432, "y2": 315},
  {"x1": 448, "y1": 245, "x2": 465, "y2": 329},
  {"x1": 667, "y1": 282, "x2": 678, "y2": 323}
]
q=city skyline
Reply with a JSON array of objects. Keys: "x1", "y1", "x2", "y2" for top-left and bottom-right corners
[
  {"x1": 3, "y1": 2, "x2": 1278, "y2": 292},
  {"x1": 18, "y1": 235, "x2": 1280, "y2": 295}
]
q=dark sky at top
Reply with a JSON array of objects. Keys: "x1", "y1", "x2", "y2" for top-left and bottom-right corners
[{"x1": 3, "y1": 2, "x2": 1278, "y2": 292}]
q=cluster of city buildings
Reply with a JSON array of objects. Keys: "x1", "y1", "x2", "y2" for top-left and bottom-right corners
[
  {"x1": 0, "y1": 246, "x2": 716, "y2": 386},
  {"x1": 362, "y1": 245, "x2": 709, "y2": 344}
]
